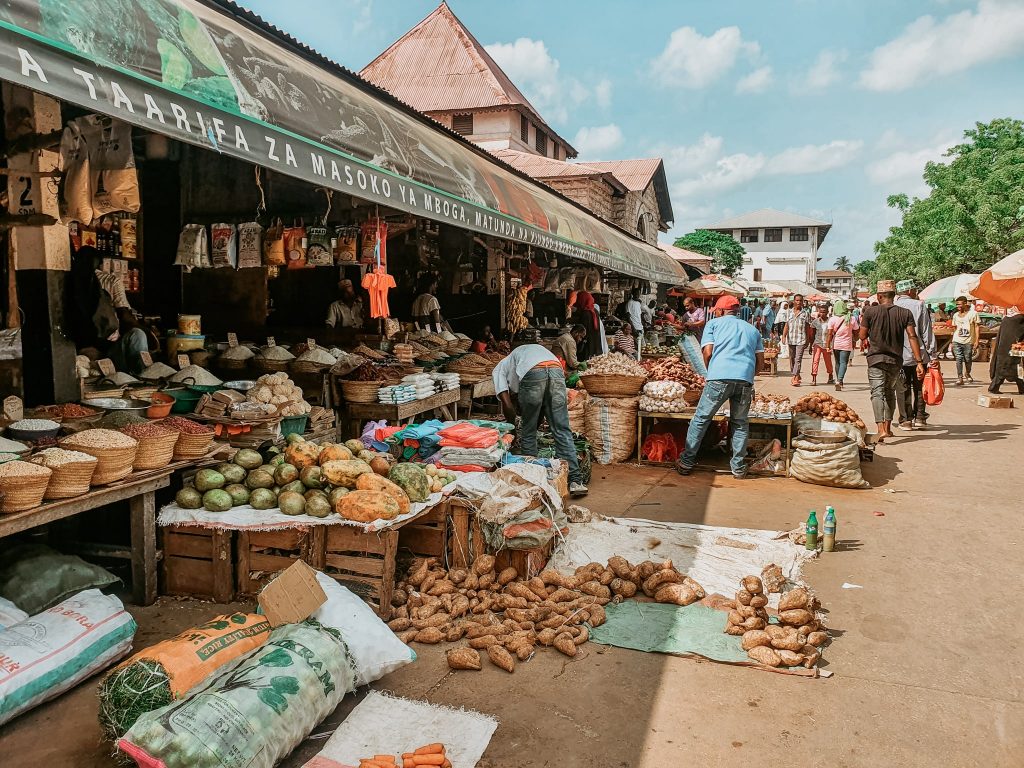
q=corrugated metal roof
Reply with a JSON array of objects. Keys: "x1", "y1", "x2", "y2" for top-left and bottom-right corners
[
  {"x1": 587, "y1": 158, "x2": 674, "y2": 226},
  {"x1": 360, "y1": 2, "x2": 576, "y2": 155},
  {"x1": 658, "y1": 242, "x2": 712, "y2": 270},
  {"x1": 816, "y1": 270, "x2": 854, "y2": 278},
  {"x1": 491, "y1": 149, "x2": 627, "y2": 193},
  {"x1": 702, "y1": 208, "x2": 831, "y2": 230}
]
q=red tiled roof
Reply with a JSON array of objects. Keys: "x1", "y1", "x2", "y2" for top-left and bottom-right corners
[
  {"x1": 491, "y1": 149, "x2": 627, "y2": 193},
  {"x1": 817, "y1": 270, "x2": 854, "y2": 278},
  {"x1": 585, "y1": 159, "x2": 662, "y2": 191},
  {"x1": 659, "y1": 242, "x2": 712, "y2": 269},
  {"x1": 360, "y1": 2, "x2": 576, "y2": 155}
]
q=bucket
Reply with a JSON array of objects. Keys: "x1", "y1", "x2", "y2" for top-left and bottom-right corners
[
  {"x1": 178, "y1": 314, "x2": 202, "y2": 335},
  {"x1": 166, "y1": 333, "x2": 206, "y2": 358}
]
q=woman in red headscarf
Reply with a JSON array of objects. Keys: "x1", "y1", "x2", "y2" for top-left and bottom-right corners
[{"x1": 571, "y1": 290, "x2": 603, "y2": 360}]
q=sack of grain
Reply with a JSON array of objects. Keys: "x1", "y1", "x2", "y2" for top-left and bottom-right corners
[
  {"x1": 210, "y1": 223, "x2": 237, "y2": 269},
  {"x1": 568, "y1": 389, "x2": 588, "y2": 435},
  {"x1": 790, "y1": 437, "x2": 869, "y2": 489},
  {"x1": 584, "y1": 395, "x2": 639, "y2": 464},
  {"x1": 236, "y1": 222, "x2": 262, "y2": 269}
]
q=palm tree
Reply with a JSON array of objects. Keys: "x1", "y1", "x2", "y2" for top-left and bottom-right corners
[{"x1": 833, "y1": 256, "x2": 852, "y2": 273}]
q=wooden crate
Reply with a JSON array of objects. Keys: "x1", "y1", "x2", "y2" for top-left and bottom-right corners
[
  {"x1": 161, "y1": 525, "x2": 235, "y2": 602},
  {"x1": 470, "y1": 516, "x2": 555, "y2": 580},
  {"x1": 397, "y1": 498, "x2": 472, "y2": 568},
  {"x1": 323, "y1": 525, "x2": 398, "y2": 620},
  {"x1": 237, "y1": 528, "x2": 326, "y2": 596}
]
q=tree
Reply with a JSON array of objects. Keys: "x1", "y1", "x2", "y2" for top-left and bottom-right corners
[
  {"x1": 674, "y1": 230, "x2": 746, "y2": 277},
  {"x1": 873, "y1": 118, "x2": 1024, "y2": 284},
  {"x1": 833, "y1": 256, "x2": 852, "y2": 273},
  {"x1": 853, "y1": 260, "x2": 876, "y2": 277}
]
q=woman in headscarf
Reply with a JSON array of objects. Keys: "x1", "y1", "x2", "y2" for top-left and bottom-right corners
[
  {"x1": 571, "y1": 290, "x2": 603, "y2": 360},
  {"x1": 989, "y1": 306, "x2": 1024, "y2": 394},
  {"x1": 826, "y1": 299, "x2": 859, "y2": 391}
]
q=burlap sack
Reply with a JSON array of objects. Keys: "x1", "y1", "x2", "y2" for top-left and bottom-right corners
[
  {"x1": 584, "y1": 395, "x2": 639, "y2": 464},
  {"x1": 790, "y1": 437, "x2": 869, "y2": 489}
]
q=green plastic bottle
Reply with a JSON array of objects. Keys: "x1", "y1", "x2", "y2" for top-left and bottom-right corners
[
  {"x1": 805, "y1": 510, "x2": 819, "y2": 550},
  {"x1": 823, "y1": 506, "x2": 836, "y2": 552}
]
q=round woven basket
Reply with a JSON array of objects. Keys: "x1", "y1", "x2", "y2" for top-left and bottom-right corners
[
  {"x1": 0, "y1": 466, "x2": 53, "y2": 512},
  {"x1": 171, "y1": 430, "x2": 216, "y2": 460},
  {"x1": 254, "y1": 358, "x2": 291, "y2": 373},
  {"x1": 58, "y1": 438, "x2": 138, "y2": 485},
  {"x1": 291, "y1": 360, "x2": 331, "y2": 375},
  {"x1": 132, "y1": 431, "x2": 179, "y2": 470},
  {"x1": 342, "y1": 380, "x2": 384, "y2": 404},
  {"x1": 38, "y1": 457, "x2": 97, "y2": 499},
  {"x1": 219, "y1": 357, "x2": 251, "y2": 371},
  {"x1": 579, "y1": 373, "x2": 646, "y2": 398},
  {"x1": 683, "y1": 387, "x2": 703, "y2": 406}
]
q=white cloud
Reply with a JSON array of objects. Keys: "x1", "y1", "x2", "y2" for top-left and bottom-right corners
[
  {"x1": 859, "y1": 0, "x2": 1024, "y2": 91},
  {"x1": 485, "y1": 38, "x2": 611, "y2": 123},
  {"x1": 650, "y1": 26, "x2": 760, "y2": 88},
  {"x1": 573, "y1": 124, "x2": 624, "y2": 159},
  {"x1": 865, "y1": 135, "x2": 958, "y2": 190},
  {"x1": 736, "y1": 66, "x2": 774, "y2": 94},
  {"x1": 799, "y1": 50, "x2": 846, "y2": 91},
  {"x1": 766, "y1": 140, "x2": 864, "y2": 175},
  {"x1": 663, "y1": 133, "x2": 725, "y2": 176}
]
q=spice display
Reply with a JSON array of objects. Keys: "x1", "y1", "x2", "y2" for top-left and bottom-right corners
[
  {"x1": 722, "y1": 577, "x2": 826, "y2": 668},
  {"x1": 640, "y1": 357, "x2": 705, "y2": 389},
  {"x1": 246, "y1": 373, "x2": 312, "y2": 417},
  {"x1": 161, "y1": 417, "x2": 215, "y2": 435},
  {"x1": 138, "y1": 362, "x2": 178, "y2": 379},
  {"x1": 639, "y1": 381, "x2": 688, "y2": 413},
  {"x1": 98, "y1": 411, "x2": 147, "y2": 429},
  {"x1": 258, "y1": 345, "x2": 295, "y2": 361},
  {"x1": 31, "y1": 448, "x2": 97, "y2": 467},
  {"x1": 0, "y1": 460, "x2": 52, "y2": 478},
  {"x1": 63, "y1": 429, "x2": 138, "y2": 449},
  {"x1": 583, "y1": 353, "x2": 647, "y2": 377},
  {"x1": 750, "y1": 394, "x2": 792, "y2": 418},
  {"x1": 35, "y1": 404, "x2": 100, "y2": 419},
  {"x1": 120, "y1": 422, "x2": 175, "y2": 439},
  {"x1": 295, "y1": 347, "x2": 337, "y2": 365},
  {"x1": 344, "y1": 362, "x2": 394, "y2": 382},
  {"x1": 220, "y1": 345, "x2": 255, "y2": 361},
  {"x1": 169, "y1": 365, "x2": 222, "y2": 386},
  {"x1": 793, "y1": 392, "x2": 865, "y2": 429},
  {"x1": 9, "y1": 418, "x2": 60, "y2": 432}
]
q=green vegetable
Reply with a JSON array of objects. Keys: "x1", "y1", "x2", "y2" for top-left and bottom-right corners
[
  {"x1": 202, "y1": 489, "x2": 232, "y2": 512},
  {"x1": 175, "y1": 487, "x2": 203, "y2": 509},
  {"x1": 194, "y1": 469, "x2": 225, "y2": 492}
]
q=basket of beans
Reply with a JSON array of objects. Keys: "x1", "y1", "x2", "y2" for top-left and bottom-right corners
[
  {"x1": 120, "y1": 422, "x2": 179, "y2": 470},
  {"x1": 59, "y1": 429, "x2": 139, "y2": 485}
]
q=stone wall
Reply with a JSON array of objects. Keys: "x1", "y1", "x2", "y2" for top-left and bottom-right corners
[
  {"x1": 610, "y1": 184, "x2": 663, "y2": 245},
  {"x1": 544, "y1": 177, "x2": 615, "y2": 221}
]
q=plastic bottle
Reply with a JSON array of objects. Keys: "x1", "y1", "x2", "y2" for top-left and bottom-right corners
[
  {"x1": 805, "y1": 510, "x2": 819, "y2": 551},
  {"x1": 823, "y1": 507, "x2": 836, "y2": 552}
]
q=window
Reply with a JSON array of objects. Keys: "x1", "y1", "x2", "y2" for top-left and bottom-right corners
[
  {"x1": 753, "y1": 268, "x2": 763, "y2": 281},
  {"x1": 764, "y1": 228, "x2": 782, "y2": 242},
  {"x1": 535, "y1": 131, "x2": 547, "y2": 155},
  {"x1": 741, "y1": 229, "x2": 759, "y2": 243},
  {"x1": 552, "y1": 143, "x2": 559, "y2": 160},
  {"x1": 790, "y1": 227, "x2": 809, "y2": 242},
  {"x1": 636, "y1": 215, "x2": 647, "y2": 240},
  {"x1": 521, "y1": 114, "x2": 529, "y2": 142},
  {"x1": 452, "y1": 113, "x2": 473, "y2": 135}
]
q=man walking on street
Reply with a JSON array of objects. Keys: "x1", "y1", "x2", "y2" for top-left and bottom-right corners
[
  {"x1": 626, "y1": 288, "x2": 646, "y2": 357},
  {"x1": 809, "y1": 303, "x2": 835, "y2": 386},
  {"x1": 859, "y1": 280, "x2": 925, "y2": 442},
  {"x1": 950, "y1": 296, "x2": 979, "y2": 385},
  {"x1": 676, "y1": 295, "x2": 764, "y2": 479},
  {"x1": 895, "y1": 280, "x2": 936, "y2": 430},
  {"x1": 783, "y1": 294, "x2": 813, "y2": 386}
]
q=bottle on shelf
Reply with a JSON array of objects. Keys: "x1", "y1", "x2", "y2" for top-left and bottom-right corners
[
  {"x1": 823, "y1": 506, "x2": 836, "y2": 552},
  {"x1": 805, "y1": 510, "x2": 819, "y2": 551}
]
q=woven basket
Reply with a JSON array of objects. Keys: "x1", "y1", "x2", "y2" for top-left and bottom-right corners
[
  {"x1": 254, "y1": 358, "x2": 291, "y2": 373},
  {"x1": 683, "y1": 387, "x2": 703, "y2": 406},
  {"x1": 38, "y1": 457, "x2": 97, "y2": 499},
  {"x1": 58, "y1": 438, "x2": 138, "y2": 485},
  {"x1": 0, "y1": 468, "x2": 52, "y2": 512},
  {"x1": 342, "y1": 380, "x2": 384, "y2": 404},
  {"x1": 171, "y1": 431, "x2": 216, "y2": 460},
  {"x1": 580, "y1": 373, "x2": 646, "y2": 398},
  {"x1": 291, "y1": 360, "x2": 331, "y2": 375},
  {"x1": 132, "y1": 431, "x2": 179, "y2": 470}
]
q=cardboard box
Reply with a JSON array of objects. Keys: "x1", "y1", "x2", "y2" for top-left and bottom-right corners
[
  {"x1": 977, "y1": 395, "x2": 1015, "y2": 409},
  {"x1": 257, "y1": 560, "x2": 326, "y2": 627}
]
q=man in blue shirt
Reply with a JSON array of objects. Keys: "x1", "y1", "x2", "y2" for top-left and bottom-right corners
[
  {"x1": 759, "y1": 301, "x2": 776, "y2": 340},
  {"x1": 676, "y1": 295, "x2": 765, "y2": 478}
]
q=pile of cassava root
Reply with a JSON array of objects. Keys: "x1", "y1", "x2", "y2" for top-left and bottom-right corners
[
  {"x1": 723, "y1": 575, "x2": 828, "y2": 668},
  {"x1": 388, "y1": 554, "x2": 706, "y2": 673}
]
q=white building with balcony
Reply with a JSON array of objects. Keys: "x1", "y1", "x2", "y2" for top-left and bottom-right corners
[{"x1": 699, "y1": 209, "x2": 831, "y2": 284}]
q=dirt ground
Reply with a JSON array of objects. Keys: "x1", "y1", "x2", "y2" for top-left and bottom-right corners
[{"x1": 3, "y1": 354, "x2": 1023, "y2": 767}]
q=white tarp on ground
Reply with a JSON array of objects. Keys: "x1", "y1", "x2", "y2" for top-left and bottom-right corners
[
  {"x1": 547, "y1": 515, "x2": 816, "y2": 609},
  {"x1": 302, "y1": 691, "x2": 497, "y2": 768}
]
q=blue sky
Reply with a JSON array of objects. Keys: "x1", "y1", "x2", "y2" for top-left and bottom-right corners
[{"x1": 241, "y1": 0, "x2": 1024, "y2": 267}]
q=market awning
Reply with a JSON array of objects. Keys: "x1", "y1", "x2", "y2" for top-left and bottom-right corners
[{"x1": 0, "y1": 0, "x2": 687, "y2": 285}]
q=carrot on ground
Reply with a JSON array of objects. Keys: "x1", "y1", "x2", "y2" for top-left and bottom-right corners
[
  {"x1": 414, "y1": 744, "x2": 445, "y2": 755},
  {"x1": 374, "y1": 757, "x2": 397, "y2": 764},
  {"x1": 411, "y1": 756, "x2": 446, "y2": 767},
  {"x1": 403, "y1": 760, "x2": 416, "y2": 768}
]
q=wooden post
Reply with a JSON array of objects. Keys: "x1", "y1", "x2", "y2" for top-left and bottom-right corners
[{"x1": 129, "y1": 490, "x2": 158, "y2": 605}]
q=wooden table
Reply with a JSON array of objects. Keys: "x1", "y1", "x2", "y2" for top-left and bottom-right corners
[
  {"x1": 934, "y1": 326, "x2": 997, "y2": 359},
  {"x1": 636, "y1": 409, "x2": 793, "y2": 474},
  {"x1": 344, "y1": 388, "x2": 460, "y2": 435},
  {"x1": 458, "y1": 378, "x2": 496, "y2": 419},
  {"x1": 0, "y1": 469, "x2": 174, "y2": 606}
]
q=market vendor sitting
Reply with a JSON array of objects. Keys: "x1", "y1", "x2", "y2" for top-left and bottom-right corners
[
  {"x1": 325, "y1": 279, "x2": 365, "y2": 329},
  {"x1": 552, "y1": 325, "x2": 587, "y2": 370},
  {"x1": 492, "y1": 344, "x2": 588, "y2": 497},
  {"x1": 110, "y1": 308, "x2": 150, "y2": 376},
  {"x1": 614, "y1": 322, "x2": 638, "y2": 358}
]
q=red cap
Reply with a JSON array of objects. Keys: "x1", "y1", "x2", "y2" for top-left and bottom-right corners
[{"x1": 713, "y1": 295, "x2": 741, "y2": 311}]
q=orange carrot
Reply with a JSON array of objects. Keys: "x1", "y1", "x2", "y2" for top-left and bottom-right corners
[
  {"x1": 414, "y1": 744, "x2": 445, "y2": 755},
  {"x1": 441, "y1": 761, "x2": 452, "y2": 768},
  {"x1": 411, "y1": 756, "x2": 446, "y2": 767},
  {"x1": 403, "y1": 760, "x2": 416, "y2": 768},
  {"x1": 374, "y1": 758, "x2": 396, "y2": 765}
]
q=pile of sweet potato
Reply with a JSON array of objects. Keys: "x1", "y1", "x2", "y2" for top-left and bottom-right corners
[
  {"x1": 722, "y1": 576, "x2": 828, "y2": 668},
  {"x1": 388, "y1": 554, "x2": 705, "y2": 673}
]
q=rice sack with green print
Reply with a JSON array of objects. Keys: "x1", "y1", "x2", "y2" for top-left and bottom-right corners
[
  {"x1": 98, "y1": 613, "x2": 272, "y2": 743},
  {"x1": 117, "y1": 620, "x2": 356, "y2": 768}
]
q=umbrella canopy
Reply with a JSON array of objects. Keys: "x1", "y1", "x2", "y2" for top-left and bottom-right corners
[
  {"x1": 920, "y1": 273, "x2": 979, "y2": 306},
  {"x1": 969, "y1": 249, "x2": 1024, "y2": 309},
  {"x1": 677, "y1": 274, "x2": 746, "y2": 297}
]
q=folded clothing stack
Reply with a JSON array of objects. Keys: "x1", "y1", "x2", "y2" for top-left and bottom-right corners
[{"x1": 378, "y1": 384, "x2": 418, "y2": 404}]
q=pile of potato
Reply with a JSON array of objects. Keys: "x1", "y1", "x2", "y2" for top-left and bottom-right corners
[
  {"x1": 723, "y1": 576, "x2": 827, "y2": 668},
  {"x1": 793, "y1": 392, "x2": 866, "y2": 429},
  {"x1": 389, "y1": 554, "x2": 705, "y2": 673}
]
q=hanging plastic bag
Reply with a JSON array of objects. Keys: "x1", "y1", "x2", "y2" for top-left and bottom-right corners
[
  {"x1": 210, "y1": 222, "x2": 237, "y2": 268},
  {"x1": 236, "y1": 222, "x2": 262, "y2": 269},
  {"x1": 84, "y1": 116, "x2": 140, "y2": 217},
  {"x1": 174, "y1": 224, "x2": 210, "y2": 271},
  {"x1": 59, "y1": 120, "x2": 93, "y2": 224},
  {"x1": 263, "y1": 218, "x2": 285, "y2": 266},
  {"x1": 305, "y1": 224, "x2": 333, "y2": 266},
  {"x1": 923, "y1": 361, "x2": 945, "y2": 406},
  {"x1": 284, "y1": 220, "x2": 307, "y2": 269},
  {"x1": 333, "y1": 225, "x2": 358, "y2": 264}
]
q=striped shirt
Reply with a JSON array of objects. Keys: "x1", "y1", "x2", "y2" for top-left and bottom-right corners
[
  {"x1": 614, "y1": 330, "x2": 637, "y2": 357},
  {"x1": 785, "y1": 311, "x2": 811, "y2": 345}
]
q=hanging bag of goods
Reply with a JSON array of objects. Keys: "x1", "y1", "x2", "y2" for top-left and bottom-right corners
[
  {"x1": 360, "y1": 220, "x2": 387, "y2": 265},
  {"x1": 84, "y1": 116, "x2": 141, "y2": 217},
  {"x1": 236, "y1": 222, "x2": 263, "y2": 269},
  {"x1": 118, "y1": 621, "x2": 356, "y2": 768},
  {"x1": 305, "y1": 224, "x2": 334, "y2": 266},
  {"x1": 263, "y1": 218, "x2": 286, "y2": 266},
  {"x1": 333, "y1": 225, "x2": 358, "y2": 264},
  {"x1": 59, "y1": 119, "x2": 93, "y2": 224},
  {"x1": 210, "y1": 223, "x2": 238, "y2": 269},
  {"x1": 284, "y1": 220, "x2": 308, "y2": 269},
  {"x1": 174, "y1": 224, "x2": 210, "y2": 271},
  {"x1": 98, "y1": 613, "x2": 272, "y2": 743}
]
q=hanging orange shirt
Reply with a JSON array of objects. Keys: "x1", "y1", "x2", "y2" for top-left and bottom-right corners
[{"x1": 362, "y1": 267, "x2": 396, "y2": 318}]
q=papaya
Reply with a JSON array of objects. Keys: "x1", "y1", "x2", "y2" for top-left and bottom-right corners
[
  {"x1": 321, "y1": 459, "x2": 373, "y2": 488},
  {"x1": 355, "y1": 472, "x2": 411, "y2": 515},
  {"x1": 335, "y1": 490, "x2": 400, "y2": 522}
]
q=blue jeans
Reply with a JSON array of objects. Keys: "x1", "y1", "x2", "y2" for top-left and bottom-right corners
[
  {"x1": 517, "y1": 368, "x2": 583, "y2": 484},
  {"x1": 952, "y1": 341, "x2": 973, "y2": 379},
  {"x1": 678, "y1": 379, "x2": 753, "y2": 476},
  {"x1": 833, "y1": 349, "x2": 852, "y2": 382}
]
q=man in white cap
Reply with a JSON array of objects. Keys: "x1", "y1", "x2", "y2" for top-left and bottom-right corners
[
  {"x1": 325, "y1": 279, "x2": 364, "y2": 328},
  {"x1": 895, "y1": 279, "x2": 936, "y2": 429}
]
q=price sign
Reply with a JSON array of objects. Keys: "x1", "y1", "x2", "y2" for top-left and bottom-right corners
[
  {"x1": 227, "y1": 332, "x2": 239, "y2": 347},
  {"x1": 3, "y1": 396, "x2": 23, "y2": 422},
  {"x1": 267, "y1": 336, "x2": 276, "y2": 347},
  {"x1": 306, "y1": 338, "x2": 316, "y2": 348},
  {"x1": 139, "y1": 351, "x2": 153, "y2": 367},
  {"x1": 97, "y1": 358, "x2": 116, "y2": 376},
  {"x1": 177, "y1": 354, "x2": 191, "y2": 369}
]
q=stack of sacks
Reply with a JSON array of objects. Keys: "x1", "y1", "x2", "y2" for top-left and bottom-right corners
[
  {"x1": 430, "y1": 372, "x2": 461, "y2": 392},
  {"x1": 378, "y1": 384, "x2": 419, "y2": 404},
  {"x1": 401, "y1": 373, "x2": 439, "y2": 400}
]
